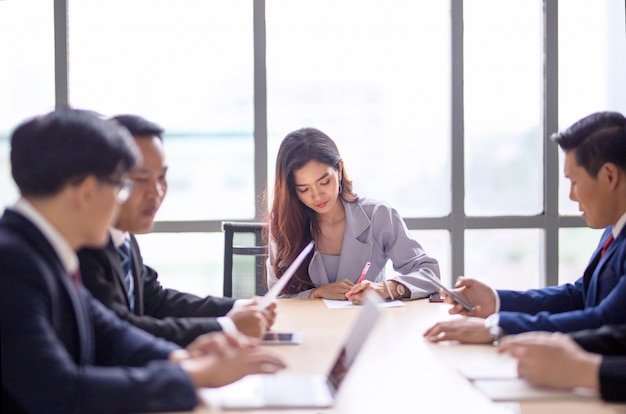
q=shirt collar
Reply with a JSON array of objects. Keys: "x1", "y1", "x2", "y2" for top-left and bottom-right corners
[
  {"x1": 109, "y1": 227, "x2": 130, "y2": 248},
  {"x1": 613, "y1": 211, "x2": 626, "y2": 238},
  {"x1": 13, "y1": 197, "x2": 78, "y2": 274}
]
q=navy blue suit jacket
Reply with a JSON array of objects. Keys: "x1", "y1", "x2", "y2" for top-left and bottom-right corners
[
  {"x1": 498, "y1": 226, "x2": 626, "y2": 334},
  {"x1": 572, "y1": 324, "x2": 626, "y2": 402},
  {"x1": 77, "y1": 235, "x2": 236, "y2": 346},
  {"x1": 0, "y1": 209, "x2": 197, "y2": 413}
]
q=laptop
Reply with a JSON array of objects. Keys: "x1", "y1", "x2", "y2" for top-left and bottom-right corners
[
  {"x1": 199, "y1": 292, "x2": 382, "y2": 409},
  {"x1": 257, "y1": 240, "x2": 315, "y2": 308}
]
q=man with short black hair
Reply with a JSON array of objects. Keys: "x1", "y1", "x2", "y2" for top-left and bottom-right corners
[
  {"x1": 78, "y1": 114, "x2": 274, "y2": 347},
  {"x1": 424, "y1": 111, "x2": 626, "y2": 343},
  {"x1": 0, "y1": 109, "x2": 285, "y2": 413}
]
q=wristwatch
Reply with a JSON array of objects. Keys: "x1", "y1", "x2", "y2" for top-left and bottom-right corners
[
  {"x1": 395, "y1": 283, "x2": 406, "y2": 299},
  {"x1": 484, "y1": 313, "x2": 504, "y2": 344}
]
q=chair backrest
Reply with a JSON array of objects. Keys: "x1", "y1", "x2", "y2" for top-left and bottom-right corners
[{"x1": 221, "y1": 221, "x2": 268, "y2": 298}]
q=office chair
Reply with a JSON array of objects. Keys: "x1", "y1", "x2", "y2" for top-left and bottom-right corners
[{"x1": 221, "y1": 221, "x2": 268, "y2": 299}]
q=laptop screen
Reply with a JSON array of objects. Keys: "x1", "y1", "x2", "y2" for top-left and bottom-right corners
[{"x1": 325, "y1": 293, "x2": 382, "y2": 392}]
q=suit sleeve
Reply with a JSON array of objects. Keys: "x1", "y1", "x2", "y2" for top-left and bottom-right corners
[
  {"x1": 1, "y1": 249, "x2": 197, "y2": 414},
  {"x1": 495, "y1": 230, "x2": 626, "y2": 334},
  {"x1": 597, "y1": 358, "x2": 626, "y2": 402},
  {"x1": 571, "y1": 324, "x2": 626, "y2": 355},
  {"x1": 79, "y1": 247, "x2": 236, "y2": 347},
  {"x1": 372, "y1": 203, "x2": 440, "y2": 299},
  {"x1": 496, "y1": 273, "x2": 626, "y2": 334},
  {"x1": 569, "y1": 324, "x2": 626, "y2": 402}
]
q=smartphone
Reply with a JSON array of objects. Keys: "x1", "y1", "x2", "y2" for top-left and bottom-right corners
[
  {"x1": 261, "y1": 332, "x2": 303, "y2": 345},
  {"x1": 421, "y1": 272, "x2": 476, "y2": 312},
  {"x1": 428, "y1": 292, "x2": 444, "y2": 303}
]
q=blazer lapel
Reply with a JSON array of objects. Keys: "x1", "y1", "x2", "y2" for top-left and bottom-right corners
[
  {"x1": 4, "y1": 210, "x2": 94, "y2": 364},
  {"x1": 104, "y1": 239, "x2": 138, "y2": 314},
  {"x1": 58, "y1": 267, "x2": 94, "y2": 364},
  {"x1": 308, "y1": 250, "x2": 330, "y2": 285},
  {"x1": 585, "y1": 229, "x2": 622, "y2": 305},
  {"x1": 336, "y1": 201, "x2": 373, "y2": 280},
  {"x1": 582, "y1": 251, "x2": 602, "y2": 304},
  {"x1": 128, "y1": 235, "x2": 143, "y2": 314}
]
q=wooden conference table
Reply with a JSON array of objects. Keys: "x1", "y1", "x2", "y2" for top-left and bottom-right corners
[{"x1": 179, "y1": 298, "x2": 626, "y2": 414}]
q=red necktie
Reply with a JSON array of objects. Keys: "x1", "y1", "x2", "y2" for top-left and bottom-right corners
[
  {"x1": 601, "y1": 234, "x2": 614, "y2": 258},
  {"x1": 71, "y1": 270, "x2": 82, "y2": 290}
]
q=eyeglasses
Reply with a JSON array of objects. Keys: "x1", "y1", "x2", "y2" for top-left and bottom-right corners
[{"x1": 99, "y1": 176, "x2": 135, "y2": 204}]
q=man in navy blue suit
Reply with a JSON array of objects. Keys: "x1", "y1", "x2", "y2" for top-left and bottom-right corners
[
  {"x1": 424, "y1": 111, "x2": 626, "y2": 344},
  {"x1": 0, "y1": 109, "x2": 285, "y2": 413}
]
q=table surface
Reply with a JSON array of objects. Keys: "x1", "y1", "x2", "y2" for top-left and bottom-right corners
[{"x1": 175, "y1": 298, "x2": 626, "y2": 414}]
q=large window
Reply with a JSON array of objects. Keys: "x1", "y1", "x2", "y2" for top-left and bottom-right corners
[
  {"x1": 0, "y1": 0, "x2": 55, "y2": 205},
  {"x1": 1, "y1": 0, "x2": 625, "y2": 297},
  {"x1": 464, "y1": 0, "x2": 542, "y2": 217},
  {"x1": 266, "y1": 0, "x2": 451, "y2": 218},
  {"x1": 68, "y1": 0, "x2": 255, "y2": 221}
]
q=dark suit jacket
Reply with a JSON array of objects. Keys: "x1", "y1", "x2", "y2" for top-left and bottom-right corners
[
  {"x1": 572, "y1": 325, "x2": 626, "y2": 402},
  {"x1": 77, "y1": 234, "x2": 237, "y2": 346},
  {"x1": 497, "y1": 226, "x2": 626, "y2": 334},
  {"x1": 0, "y1": 209, "x2": 197, "y2": 413}
]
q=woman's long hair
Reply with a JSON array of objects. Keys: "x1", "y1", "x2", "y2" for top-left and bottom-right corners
[{"x1": 264, "y1": 128, "x2": 357, "y2": 294}]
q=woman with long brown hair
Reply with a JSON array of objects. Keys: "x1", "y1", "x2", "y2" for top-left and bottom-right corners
[{"x1": 265, "y1": 127, "x2": 440, "y2": 303}]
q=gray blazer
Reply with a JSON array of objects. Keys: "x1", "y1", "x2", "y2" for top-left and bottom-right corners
[{"x1": 267, "y1": 197, "x2": 440, "y2": 299}]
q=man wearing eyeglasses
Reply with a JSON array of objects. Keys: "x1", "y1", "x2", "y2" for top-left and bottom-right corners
[
  {"x1": 77, "y1": 114, "x2": 276, "y2": 347},
  {"x1": 0, "y1": 109, "x2": 286, "y2": 413}
]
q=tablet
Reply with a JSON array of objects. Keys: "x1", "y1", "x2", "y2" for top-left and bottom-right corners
[
  {"x1": 257, "y1": 240, "x2": 315, "y2": 309},
  {"x1": 261, "y1": 332, "x2": 303, "y2": 345},
  {"x1": 420, "y1": 271, "x2": 476, "y2": 312}
]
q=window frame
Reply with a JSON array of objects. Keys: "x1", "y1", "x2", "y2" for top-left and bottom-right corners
[{"x1": 50, "y1": 0, "x2": 589, "y2": 288}]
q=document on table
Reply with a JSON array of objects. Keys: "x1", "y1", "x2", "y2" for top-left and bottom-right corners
[
  {"x1": 448, "y1": 345, "x2": 598, "y2": 401},
  {"x1": 456, "y1": 353, "x2": 518, "y2": 380},
  {"x1": 322, "y1": 299, "x2": 405, "y2": 309},
  {"x1": 472, "y1": 379, "x2": 599, "y2": 401}
]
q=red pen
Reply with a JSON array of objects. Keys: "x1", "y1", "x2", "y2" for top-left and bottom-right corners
[
  {"x1": 356, "y1": 261, "x2": 371, "y2": 284},
  {"x1": 346, "y1": 262, "x2": 372, "y2": 298}
]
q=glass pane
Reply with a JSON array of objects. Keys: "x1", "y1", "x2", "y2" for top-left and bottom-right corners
[
  {"x1": 558, "y1": 0, "x2": 626, "y2": 215},
  {"x1": 266, "y1": 0, "x2": 451, "y2": 217},
  {"x1": 559, "y1": 227, "x2": 604, "y2": 285},
  {"x1": 465, "y1": 229, "x2": 543, "y2": 290},
  {"x1": 68, "y1": 0, "x2": 255, "y2": 220},
  {"x1": 556, "y1": 150, "x2": 577, "y2": 215},
  {"x1": 384, "y1": 230, "x2": 450, "y2": 285},
  {"x1": 135, "y1": 232, "x2": 224, "y2": 298},
  {"x1": 464, "y1": 0, "x2": 542, "y2": 216},
  {"x1": 413, "y1": 230, "x2": 451, "y2": 285},
  {"x1": 0, "y1": 0, "x2": 55, "y2": 210}
]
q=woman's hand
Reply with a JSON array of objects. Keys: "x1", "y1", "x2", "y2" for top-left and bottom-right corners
[
  {"x1": 346, "y1": 280, "x2": 393, "y2": 304},
  {"x1": 309, "y1": 279, "x2": 355, "y2": 300}
]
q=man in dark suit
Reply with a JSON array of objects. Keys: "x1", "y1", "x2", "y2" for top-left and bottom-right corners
[
  {"x1": 0, "y1": 109, "x2": 285, "y2": 413},
  {"x1": 77, "y1": 114, "x2": 275, "y2": 347},
  {"x1": 498, "y1": 325, "x2": 626, "y2": 402},
  {"x1": 423, "y1": 111, "x2": 626, "y2": 343}
]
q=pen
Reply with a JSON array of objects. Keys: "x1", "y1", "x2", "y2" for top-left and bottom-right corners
[
  {"x1": 356, "y1": 261, "x2": 371, "y2": 284},
  {"x1": 346, "y1": 262, "x2": 371, "y2": 298}
]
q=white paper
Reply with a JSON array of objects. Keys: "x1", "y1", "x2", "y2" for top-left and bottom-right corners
[
  {"x1": 322, "y1": 299, "x2": 406, "y2": 309},
  {"x1": 472, "y1": 379, "x2": 599, "y2": 401},
  {"x1": 456, "y1": 353, "x2": 518, "y2": 380}
]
